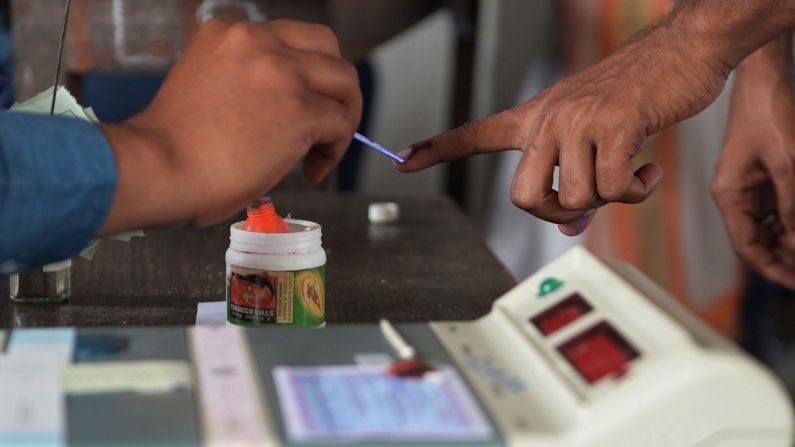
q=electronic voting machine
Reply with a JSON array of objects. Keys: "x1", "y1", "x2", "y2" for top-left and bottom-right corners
[{"x1": 0, "y1": 247, "x2": 792, "y2": 446}]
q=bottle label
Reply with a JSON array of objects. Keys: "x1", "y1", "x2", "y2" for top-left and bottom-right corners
[{"x1": 226, "y1": 265, "x2": 325, "y2": 326}]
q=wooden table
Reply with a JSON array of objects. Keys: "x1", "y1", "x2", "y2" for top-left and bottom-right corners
[{"x1": 0, "y1": 192, "x2": 516, "y2": 328}]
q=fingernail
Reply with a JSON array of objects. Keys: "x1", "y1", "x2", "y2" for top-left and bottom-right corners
[
  {"x1": 399, "y1": 141, "x2": 432, "y2": 161},
  {"x1": 397, "y1": 148, "x2": 415, "y2": 162},
  {"x1": 559, "y1": 209, "x2": 597, "y2": 236}
]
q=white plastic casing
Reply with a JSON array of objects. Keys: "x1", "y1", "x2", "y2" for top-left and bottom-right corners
[
  {"x1": 225, "y1": 219, "x2": 326, "y2": 272},
  {"x1": 431, "y1": 246, "x2": 794, "y2": 447}
]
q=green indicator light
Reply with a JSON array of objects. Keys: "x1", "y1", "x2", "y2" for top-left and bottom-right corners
[{"x1": 539, "y1": 278, "x2": 563, "y2": 297}]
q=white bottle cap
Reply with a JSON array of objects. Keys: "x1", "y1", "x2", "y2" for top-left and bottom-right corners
[{"x1": 368, "y1": 202, "x2": 400, "y2": 224}]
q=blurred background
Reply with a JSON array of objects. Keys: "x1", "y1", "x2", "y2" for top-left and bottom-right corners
[{"x1": 3, "y1": 0, "x2": 795, "y2": 394}]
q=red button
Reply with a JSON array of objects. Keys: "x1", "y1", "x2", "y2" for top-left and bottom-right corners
[
  {"x1": 531, "y1": 293, "x2": 592, "y2": 336},
  {"x1": 558, "y1": 322, "x2": 639, "y2": 384}
]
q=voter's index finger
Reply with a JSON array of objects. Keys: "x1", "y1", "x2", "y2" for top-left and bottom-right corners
[{"x1": 394, "y1": 109, "x2": 528, "y2": 172}]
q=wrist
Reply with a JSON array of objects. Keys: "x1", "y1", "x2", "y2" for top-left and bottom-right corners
[{"x1": 97, "y1": 121, "x2": 192, "y2": 236}]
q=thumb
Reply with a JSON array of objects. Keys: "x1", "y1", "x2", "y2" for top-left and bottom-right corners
[{"x1": 394, "y1": 108, "x2": 526, "y2": 173}]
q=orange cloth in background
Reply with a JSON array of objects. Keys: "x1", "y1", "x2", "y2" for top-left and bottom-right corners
[{"x1": 561, "y1": 0, "x2": 745, "y2": 336}]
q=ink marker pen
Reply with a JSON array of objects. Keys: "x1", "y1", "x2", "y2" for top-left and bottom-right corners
[{"x1": 354, "y1": 132, "x2": 407, "y2": 164}]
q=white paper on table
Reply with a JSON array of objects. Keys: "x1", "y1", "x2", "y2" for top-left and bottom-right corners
[
  {"x1": 7, "y1": 328, "x2": 76, "y2": 367},
  {"x1": 273, "y1": 365, "x2": 494, "y2": 443},
  {"x1": 190, "y1": 325, "x2": 273, "y2": 446},
  {"x1": 195, "y1": 301, "x2": 228, "y2": 326},
  {"x1": 0, "y1": 355, "x2": 66, "y2": 447},
  {"x1": 64, "y1": 361, "x2": 193, "y2": 395}
]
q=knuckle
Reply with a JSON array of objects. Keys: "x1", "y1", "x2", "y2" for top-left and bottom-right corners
[
  {"x1": 256, "y1": 53, "x2": 301, "y2": 82},
  {"x1": 537, "y1": 107, "x2": 561, "y2": 135},
  {"x1": 562, "y1": 100, "x2": 594, "y2": 128},
  {"x1": 709, "y1": 176, "x2": 731, "y2": 202},
  {"x1": 257, "y1": 50, "x2": 286, "y2": 68},
  {"x1": 598, "y1": 127, "x2": 636, "y2": 153},
  {"x1": 559, "y1": 190, "x2": 597, "y2": 210},
  {"x1": 225, "y1": 21, "x2": 258, "y2": 46},
  {"x1": 313, "y1": 24, "x2": 339, "y2": 47},
  {"x1": 456, "y1": 121, "x2": 480, "y2": 141},
  {"x1": 509, "y1": 185, "x2": 536, "y2": 211}
]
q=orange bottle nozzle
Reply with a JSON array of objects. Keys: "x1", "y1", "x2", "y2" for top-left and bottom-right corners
[{"x1": 243, "y1": 196, "x2": 289, "y2": 233}]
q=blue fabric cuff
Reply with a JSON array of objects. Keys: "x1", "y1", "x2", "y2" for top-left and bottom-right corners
[{"x1": 0, "y1": 111, "x2": 117, "y2": 273}]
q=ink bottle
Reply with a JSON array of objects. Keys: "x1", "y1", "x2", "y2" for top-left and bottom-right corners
[{"x1": 226, "y1": 197, "x2": 326, "y2": 327}]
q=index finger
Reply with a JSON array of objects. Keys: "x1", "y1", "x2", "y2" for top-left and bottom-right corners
[{"x1": 395, "y1": 108, "x2": 528, "y2": 173}]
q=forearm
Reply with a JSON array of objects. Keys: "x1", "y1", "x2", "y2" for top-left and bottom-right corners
[
  {"x1": 667, "y1": 0, "x2": 795, "y2": 72},
  {"x1": 0, "y1": 113, "x2": 116, "y2": 272}
]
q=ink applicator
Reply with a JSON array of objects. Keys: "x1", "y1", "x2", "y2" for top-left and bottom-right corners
[
  {"x1": 379, "y1": 318, "x2": 434, "y2": 377},
  {"x1": 354, "y1": 132, "x2": 407, "y2": 164}
]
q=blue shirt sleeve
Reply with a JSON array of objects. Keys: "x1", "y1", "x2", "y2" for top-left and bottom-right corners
[{"x1": 0, "y1": 111, "x2": 117, "y2": 274}]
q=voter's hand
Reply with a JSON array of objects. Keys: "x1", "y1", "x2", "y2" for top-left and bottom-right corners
[
  {"x1": 98, "y1": 19, "x2": 361, "y2": 233},
  {"x1": 395, "y1": 19, "x2": 731, "y2": 236},
  {"x1": 712, "y1": 39, "x2": 795, "y2": 289}
]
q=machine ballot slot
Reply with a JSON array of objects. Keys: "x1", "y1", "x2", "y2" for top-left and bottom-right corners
[
  {"x1": 531, "y1": 293, "x2": 592, "y2": 336},
  {"x1": 557, "y1": 321, "x2": 639, "y2": 384}
]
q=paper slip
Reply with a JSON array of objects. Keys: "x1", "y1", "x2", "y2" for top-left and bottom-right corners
[
  {"x1": 274, "y1": 365, "x2": 494, "y2": 442},
  {"x1": 7, "y1": 328, "x2": 76, "y2": 367},
  {"x1": 0, "y1": 356, "x2": 66, "y2": 447},
  {"x1": 190, "y1": 326, "x2": 274, "y2": 447},
  {"x1": 195, "y1": 301, "x2": 228, "y2": 326},
  {"x1": 11, "y1": 85, "x2": 92, "y2": 121},
  {"x1": 353, "y1": 353, "x2": 393, "y2": 368},
  {"x1": 64, "y1": 361, "x2": 192, "y2": 395}
]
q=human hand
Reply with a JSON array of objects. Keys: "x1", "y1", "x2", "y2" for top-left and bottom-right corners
[
  {"x1": 396, "y1": 19, "x2": 731, "y2": 235},
  {"x1": 711, "y1": 38, "x2": 795, "y2": 289},
  {"x1": 99, "y1": 19, "x2": 361, "y2": 233}
]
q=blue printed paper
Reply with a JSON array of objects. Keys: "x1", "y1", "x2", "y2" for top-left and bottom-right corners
[{"x1": 273, "y1": 365, "x2": 493, "y2": 442}]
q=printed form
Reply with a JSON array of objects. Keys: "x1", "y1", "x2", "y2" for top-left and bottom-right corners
[{"x1": 274, "y1": 365, "x2": 494, "y2": 442}]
